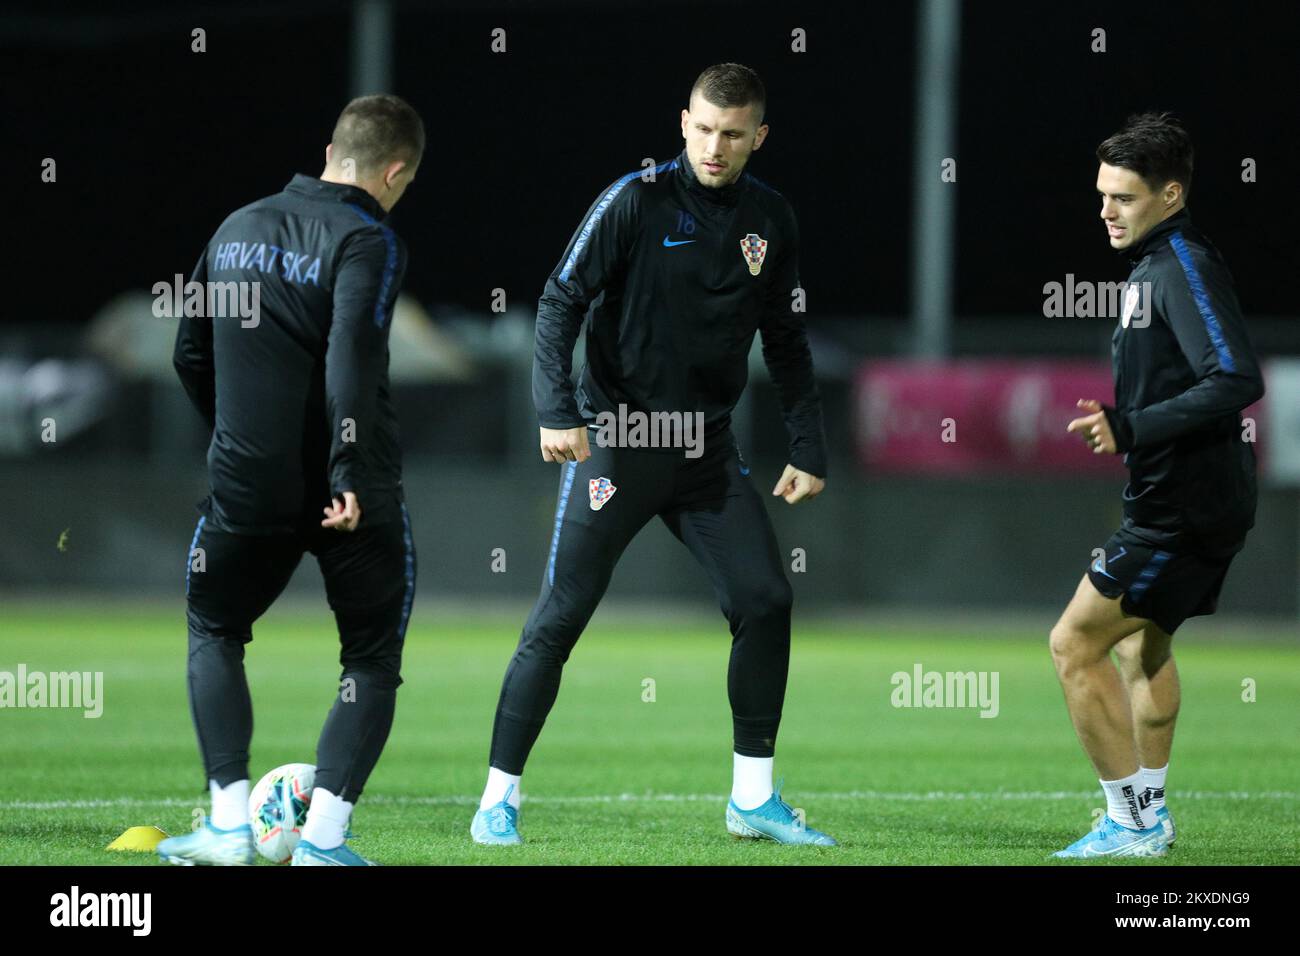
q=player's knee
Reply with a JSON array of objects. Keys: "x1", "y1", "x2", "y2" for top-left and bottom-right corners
[
  {"x1": 1048, "y1": 622, "x2": 1091, "y2": 677},
  {"x1": 731, "y1": 577, "x2": 793, "y2": 626},
  {"x1": 338, "y1": 658, "x2": 403, "y2": 692},
  {"x1": 338, "y1": 634, "x2": 405, "y2": 686},
  {"x1": 187, "y1": 616, "x2": 251, "y2": 651},
  {"x1": 520, "y1": 587, "x2": 599, "y2": 659},
  {"x1": 518, "y1": 619, "x2": 580, "y2": 665}
]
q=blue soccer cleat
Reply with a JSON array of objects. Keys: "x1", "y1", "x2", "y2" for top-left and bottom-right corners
[
  {"x1": 157, "y1": 821, "x2": 255, "y2": 866},
  {"x1": 725, "y1": 782, "x2": 838, "y2": 846},
  {"x1": 1053, "y1": 814, "x2": 1167, "y2": 859},
  {"x1": 1155, "y1": 805, "x2": 1176, "y2": 846},
  {"x1": 290, "y1": 838, "x2": 377, "y2": 866},
  {"x1": 470, "y1": 783, "x2": 523, "y2": 845}
]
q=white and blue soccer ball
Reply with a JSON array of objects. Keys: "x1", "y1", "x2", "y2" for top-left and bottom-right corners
[{"x1": 248, "y1": 763, "x2": 315, "y2": 863}]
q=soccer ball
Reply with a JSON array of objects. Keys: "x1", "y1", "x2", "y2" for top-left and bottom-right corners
[{"x1": 248, "y1": 763, "x2": 315, "y2": 863}]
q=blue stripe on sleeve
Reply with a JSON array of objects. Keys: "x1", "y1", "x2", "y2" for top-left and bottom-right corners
[
  {"x1": 346, "y1": 204, "x2": 399, "y2": 328},
  {"x1": 1168, "y1": 232, "x2": 1236, "y2": 373},
  {"x1": 558, "y1": 159, "x2": 676, "y2": 283}
]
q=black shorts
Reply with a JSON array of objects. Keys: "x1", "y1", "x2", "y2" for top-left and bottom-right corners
[
  {"x1": 1086, "y1": 526, "x2": 1235, "y2": 635},
  {"x1": 185, "y1": 504, "x2": 416, "y2": 664}
]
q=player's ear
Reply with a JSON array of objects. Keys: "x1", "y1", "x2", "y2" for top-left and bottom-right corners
[
  {"x1": 385, "y1": 159, "x2": 408, "y2": 189},
  {"x1": 753, "y1": 124, "x2": 769, "y2": 150},
  {"x1": 325, "y1": 143, "x2": 333, "y2": 165},
  {"x1": 680, "y1": 108, "x2": 690, "y2": 138}
]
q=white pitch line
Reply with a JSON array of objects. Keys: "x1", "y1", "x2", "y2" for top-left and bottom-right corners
[{"x1": 1, "y1": 790, "x2": 1296, "y2": 811}]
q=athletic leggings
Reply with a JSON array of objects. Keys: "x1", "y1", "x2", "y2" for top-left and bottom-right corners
[
  {"x1": 489, "y1": 429, "x2": 792, "y2": 774},
  {"x1": 183, "y1": 506, "x2": 415, "y2": 803}
]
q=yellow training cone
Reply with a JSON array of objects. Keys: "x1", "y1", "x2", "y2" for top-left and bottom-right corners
[{"x1": 106, "y1": 826, "x2": 170, "y2": 852}]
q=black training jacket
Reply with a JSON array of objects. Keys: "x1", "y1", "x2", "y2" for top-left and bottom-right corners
[
  {"x1": 1103, "y1": 209, "x2": 1265, "y2": 556},
  {"x1": 173, "y1": 174, "x2": 407, "y2": 534},
  {"x1": 533, "y1": 148, "x2": 828, "y2": 477}
]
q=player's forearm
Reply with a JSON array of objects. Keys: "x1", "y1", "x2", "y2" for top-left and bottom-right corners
[
  {"x1": 770, "y1": 378, "x2": 829, "y2": 476},
  {"x1": 532, "y1": 297, "x2": 585, "y2": 426},
  {"x1": 326, "y1": 411, "x2": 368, "y2": 494},
  {"x1": 180, "y1": 378, "x2": 216, "y2": 429},
  {"x1": 172, "y1": 313, "x2": 216, "y2": 424},
  {"x1": 761, "y1": 344, "x2": 827, "y2": 475},
  {"x1": 782, "y1": 404, "x2": 829, "y2": 478},
  {"x1": 324, "y1": 359, "x2": 381, "y2": 493},
  {"x1": 172, "y1": 354, "x2": 216, "y2": 428},
  {"x1": 1109, "y1": 370, "x2": 1265, "y2": 450}
]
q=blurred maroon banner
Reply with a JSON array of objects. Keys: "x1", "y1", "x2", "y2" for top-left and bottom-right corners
[
  {"x1": 855, "y1": 359, "x2": 1267, "y2": 475},
  {"x1": 855, "y1": 360, "x2": 1128, "y2": 475}
]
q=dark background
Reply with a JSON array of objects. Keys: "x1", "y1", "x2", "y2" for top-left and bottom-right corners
[
  {"x1": 2, "y1": 1, "x2": 1296, "y2": 613},
  {"x1": 6, "y1": 0, "x2": 1298, "y2": 327}
]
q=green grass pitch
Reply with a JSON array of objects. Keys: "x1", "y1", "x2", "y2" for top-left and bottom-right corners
[{"x1": 1, "y1": 604, "x2": 1297, "y2": 865}]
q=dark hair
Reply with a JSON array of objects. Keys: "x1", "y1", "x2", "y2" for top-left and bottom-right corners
[
  {"x1": 690, "y1": 62, "x2": 766, "y2": 124},
  {"x1": 1096, "y1": 111, "x2": 1193, "y2": 199},
  {"x1": 330, "y1": 94, "x2": 425, "y2": 176}
]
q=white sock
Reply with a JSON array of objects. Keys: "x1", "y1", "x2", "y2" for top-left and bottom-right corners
[
  {"x1": 1101, "y1": 770, "x2": 1157, "y2": 831},
  {"x1": 209, "y1": 778, "x2": 250, "y2": 830},
  {"x1": 731, "y1": 753, "x2": 774, "y2": 811},
  {"x1": 1143, "y1": 764, "x2": 1168, "y2": 811},
  {"x1": 300, "y1": 787, "x2": 353, "y2": 850},
  {"x1": 479, "y1": 767, "x2": 521, "y2": 811}
]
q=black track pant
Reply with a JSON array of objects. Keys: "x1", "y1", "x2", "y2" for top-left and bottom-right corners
[
  {"x1": 489, "y1": 429, "x2": 792, "y2": 775},
  {"x1": 184, "y1": 505, "x2": 415, "y2": 803}
]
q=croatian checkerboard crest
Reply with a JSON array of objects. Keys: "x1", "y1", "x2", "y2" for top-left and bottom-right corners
[
  {"x1": 740, "y1": 233, "x2": 768, "y2": 276},
  {"x1": 589, "y1": 476, "x2": 617, "y2": 511}
]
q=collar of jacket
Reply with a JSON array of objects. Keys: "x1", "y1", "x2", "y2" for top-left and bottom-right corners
[
  {"x1": 285, "y1": 173, "x2": 389, "y2": 221},
  {"x1": 676, "y1": 148, "x2": 746, "y2": 207},
  {"x1": 1125, "y1": 207, "x2": 1190, "y2": 263}
]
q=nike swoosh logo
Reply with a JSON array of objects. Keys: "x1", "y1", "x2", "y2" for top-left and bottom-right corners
[
  {"x1": 1092, "y1": 545, "x2": 1127, "y2": 579},
  {"x1": 662, "y1": 236, "x2": 696, "y2": 247}
]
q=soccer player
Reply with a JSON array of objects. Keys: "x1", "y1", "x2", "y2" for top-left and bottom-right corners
[
  {"x1": 156, "y1": 95, "x2": 423, "y2": 866},
  {"x1": 1051, "y1": 113, "x2": 1264, "y2": 858},
  {"x1": 471, "y1": 63, "x2": 835, "y2": 846}
]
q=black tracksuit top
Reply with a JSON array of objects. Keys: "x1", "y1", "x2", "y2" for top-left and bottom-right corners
[
  {"x1": 173, "y1": 174, "x2": 407, "y2": 534},
  {"x1": 532, "y1": 148, "x2": 828, "y2": 477},
  {"x1": 1103, "y1": 209, "x2": 1265, "y2": 555}
]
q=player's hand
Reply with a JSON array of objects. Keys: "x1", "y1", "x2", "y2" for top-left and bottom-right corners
[
  {"x1": 321, "y1": 491, "x2": 362, "y2": 531},
  {"x1": 540, "y1": 425, "x2": 591, "y2": 463},
  {"x1": 772, "y1": 464, "x2": 825, "y2": 504},
  {"x1": 1066, "y1": 398, "x2": 1117, "y2": 454}
]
